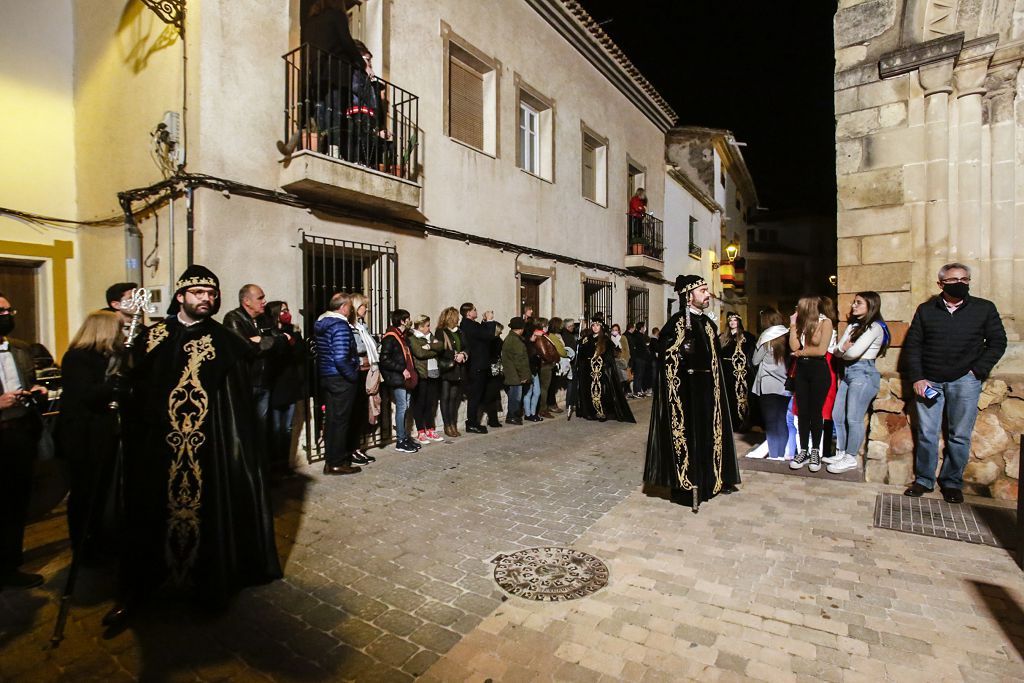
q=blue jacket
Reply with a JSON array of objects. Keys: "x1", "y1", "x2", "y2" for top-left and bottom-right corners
[{"x1": 314, "y1": 314, "x2": 359, "y2": 382}]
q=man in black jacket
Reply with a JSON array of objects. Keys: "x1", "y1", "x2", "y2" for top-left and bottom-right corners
[
  {"x1": 903, "y1": 263, "x2": 1007, "y2": 503},
  {"x1": 223, "y1": 284, "x2": 287, "y2": 443},
  {"x1": 0, "y1": 293, "x2": 47, "y2": 590},
  {"x1": 459, "y1": 302, "x2": 497, "y2": 433}
]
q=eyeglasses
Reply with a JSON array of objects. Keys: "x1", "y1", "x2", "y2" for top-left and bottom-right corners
[
  {"x1": 940, "y1": 277, "x2": 971, "y2": 284},
  {"x1": 0, "y1": 307, "x2": 16, "y2": 316},
  {"x1": 185, "y1": 288, "x2": 219, "y2": 299}
]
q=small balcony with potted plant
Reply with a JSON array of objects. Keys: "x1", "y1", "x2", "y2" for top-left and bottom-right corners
[
  {"x1": 278, "y1": 44, "x2": 422, "y2": 217},
  {"x1": 624, "y1": 212, "x2": 664, "y2": 273}
]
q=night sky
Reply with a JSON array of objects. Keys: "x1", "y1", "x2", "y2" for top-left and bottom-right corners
[{"x1": 578, "y1": 0, "x2": 839, "y2": 218}]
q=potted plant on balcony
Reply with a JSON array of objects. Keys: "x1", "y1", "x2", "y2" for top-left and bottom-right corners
[
  {"x1": 630, "y1": 241, "x2": 645, "y2": 256},
  {"x1": 302, "y1": 120, "x2": 322, "y2": 154}
]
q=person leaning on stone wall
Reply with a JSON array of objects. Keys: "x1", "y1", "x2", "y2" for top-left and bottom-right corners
[{"x1": 902, "y1": 263, "x2": 1007, "y2": 505}]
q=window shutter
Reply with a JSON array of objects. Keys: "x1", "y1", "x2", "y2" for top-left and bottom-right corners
[
  {"x1": 582, "y1": 138, "x2": 597, "y2": 201},
  {"x1": 449, "y1": 56, "x2": 484, "y2": 149}
]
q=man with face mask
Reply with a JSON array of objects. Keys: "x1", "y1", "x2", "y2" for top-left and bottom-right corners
[
  {"x1": 903, "y1": 263, "x2": 1006, "y2": 504},
  {"x1": 0, "y1": 293, "x2": 48, "y2": 590},
  {"x1": 643, "y1": 275, "x2": 740, "y2": 513}
]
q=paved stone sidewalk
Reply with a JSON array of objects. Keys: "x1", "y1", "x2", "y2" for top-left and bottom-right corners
[
  {"x1": 0, "y1": 403, "x2": 646, "y2": 682},
  {"x1": 2, "y1": 400, "x2": 1022, "y2": 682},
  {"x1": 423, "y1": 466, "x2": 1024, "y2": 682}
]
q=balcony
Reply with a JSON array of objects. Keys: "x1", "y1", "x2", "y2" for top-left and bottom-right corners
[
  {"x1": 624, "y1": 213, "x2": 664, "y2": 273},
  {"x1": 279, "y1": 45, "x2": 421, "y2": 216},
  {"x1": 689, "y1": 242, "x2": 702, "y2": 259}
]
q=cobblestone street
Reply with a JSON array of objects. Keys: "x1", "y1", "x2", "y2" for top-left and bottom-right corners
[{"x1": 2, "y1": 400, "x2": 1023, "y2": 682}]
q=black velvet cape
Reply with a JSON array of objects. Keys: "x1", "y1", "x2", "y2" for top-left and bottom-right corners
[
  {"x1": 644, "y1": 310, "x2": 740, "y2": 511},
  {"x1": 721, "y1": 330, "x2": 756, "y2": 430},
  {"x1": 123, "y1": 316, "x2": 282, "y2": 602},
  {"x1": 573, "y1": 334, "x2": 635, "y2": 423}
]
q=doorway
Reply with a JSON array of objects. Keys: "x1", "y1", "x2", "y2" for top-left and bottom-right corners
[
  {"x1": 520, "y1": 275, "x2": 544, "y2": 317},
  {"x1": 0, "y1": 259, "x2": 41, "y2": 345}
]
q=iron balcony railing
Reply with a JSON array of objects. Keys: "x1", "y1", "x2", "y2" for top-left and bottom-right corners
[
  {"x1": 689, "y1": 242, "x2": 702, "y2": 258},
  {"x1": 283, "y1": 44, "x2": 420, "y2": 180},
  {"x1": 626, "y1": 213, "x2": 665, "y2": 260}
]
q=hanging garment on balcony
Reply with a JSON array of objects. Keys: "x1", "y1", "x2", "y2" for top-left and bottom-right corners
[{"x1": 719, "y1": 263, "x2": 736, "y2": 290}]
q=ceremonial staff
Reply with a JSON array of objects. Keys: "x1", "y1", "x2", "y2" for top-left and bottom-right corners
[{"x1": 50, "y1": 288, "x2": 153, "y2": 648}]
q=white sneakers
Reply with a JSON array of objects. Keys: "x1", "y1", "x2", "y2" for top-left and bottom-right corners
[
  {"x1": 822, "y1": 449, "x2": 846, "y2": 464},
  {"x1": 826, "y1": 453, "x2": 859, "y2": 474}
]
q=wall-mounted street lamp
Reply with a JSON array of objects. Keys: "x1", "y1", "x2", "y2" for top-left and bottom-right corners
[{"x1": 712, "y1": 237, "x2": 741, "y2": 270}]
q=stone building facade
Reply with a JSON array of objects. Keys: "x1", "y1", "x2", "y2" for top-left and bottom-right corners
[{"x1": 834, "y1": 0, "x2": 1024, "y2": 498}]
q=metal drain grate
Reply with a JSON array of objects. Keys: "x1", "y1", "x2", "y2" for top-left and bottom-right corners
[{"x1": 874, "y1": 493, "x2": 1015, "y2": 548}]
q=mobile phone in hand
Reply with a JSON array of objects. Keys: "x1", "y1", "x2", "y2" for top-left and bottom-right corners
[{"x1": 923, "y1": 385, "x2": 939, "y2": 400}]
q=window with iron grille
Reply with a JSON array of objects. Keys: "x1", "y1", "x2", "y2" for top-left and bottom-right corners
[
  {"x1": 302, "y1": 233, "x2": 398, "y2": 461},
  {"x1": 688, "y1": 216, "x2": 701, "y2": 258},
  {"x1": 583, "y1": 278, "x2": 613, "y2": 324},
  {"x1": 627, "y1": 287, "x2": 649, "y2": 328}
]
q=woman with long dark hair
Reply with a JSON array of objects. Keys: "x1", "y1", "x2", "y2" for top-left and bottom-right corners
[
  {"x1": 788, "y1": 297, "x2": 834, "y2": 472},
  {"x1": 751, "y1": 309, "x2": 791, "y2": 460},
  {"x1": 719, "y1": 312, "x2": 756, "y2": 431},
  {"x1": 266, "y1": 300, "x2": 307, "y2": 474},
  {"x1": 574, "y1": 320, "x2": 635, "y2": 423},
  {"x1": 826, "y1": 291, "x2": 889, "y2": 474},
  {"x1": 347, "y1": 294, "x2": 378, "y2": 464}
]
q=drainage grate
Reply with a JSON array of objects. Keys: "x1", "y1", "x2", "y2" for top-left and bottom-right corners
[
  {"x1": 873, "y1": 493, "x2": 1015, "y2": 548},
  {"x1": 492, "y1": 547, "x2": 609, "y2": 601}
]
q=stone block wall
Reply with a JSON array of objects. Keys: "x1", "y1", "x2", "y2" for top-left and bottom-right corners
[
  {"x1": 863, "y1": 374, "x2": 1023, "y2": 500},
  {"x1": 835, "y1": 1, "x2": 1024, "y2": 500}
]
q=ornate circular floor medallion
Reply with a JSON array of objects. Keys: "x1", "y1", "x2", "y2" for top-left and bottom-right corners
[{"x1": 492, "y1": 547, "x2": 609, "y2": 601}]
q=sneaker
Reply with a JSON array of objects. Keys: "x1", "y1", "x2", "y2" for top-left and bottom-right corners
[
  {"x1": 826, "y1": 453, "x2": 858, "y2": 474},
  {"x1": 809, "y1": 449, "x2": 822, "y2": 473},
  {"x1": 789, "y1": 450, "x2": 809, "y2": 470},
  {"x1": 822, "y1": 449, "x2": 846, "y2": 465},
  {"x1": 395, "y1": 439, "x2": 417, "y2": 453},
  {"x1": 426, "y1": 429, "x2": 445, "y2": 442},
  {"x1": 415, "y1": 430, "x2": 432, "y2": 445}
]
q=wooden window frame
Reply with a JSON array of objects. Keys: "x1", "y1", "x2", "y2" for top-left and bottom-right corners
[
  {"x1": 441, "y1": 22, "x2": 500, "y2": 158},
  {"x1": 580, "y1": 122, "x2": 608, "y2": 207}
]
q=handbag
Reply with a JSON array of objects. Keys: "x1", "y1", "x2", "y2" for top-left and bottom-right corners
[{"x1": 366, "y1": 364, "x2": 381, "y2": 395}]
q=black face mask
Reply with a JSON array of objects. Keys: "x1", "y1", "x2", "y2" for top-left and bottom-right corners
[
  {"x1": 0, "y1": 316, "x2": 13, "y2": 336},
  {"x1": 943, "y1": 282, "x2": 969, "y2": 300}
]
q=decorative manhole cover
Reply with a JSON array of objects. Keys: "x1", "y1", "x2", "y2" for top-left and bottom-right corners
[{"x1": 491, "y1": 547, "x2": 609, "y2": 601}]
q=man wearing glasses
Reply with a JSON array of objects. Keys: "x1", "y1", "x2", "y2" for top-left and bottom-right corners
[
  {"x1": 0, "y1": 293, "x2": 48, "y2": 590},
  {"x1": 105, "y1": 265, "x2": 281, "y2": 628},
  {"x1": 903, "y1": 263, "x2": 1006, "y2": 504}
]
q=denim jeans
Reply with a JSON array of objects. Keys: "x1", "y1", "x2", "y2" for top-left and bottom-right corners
[
  {"x1": 505, "y1": 384, "x2": 523, "y2": 419},
  {"x1": 524, "y1": 374, "x2": 541, "y2": 417},
  {"x1": 785, "y1": 397, "x2": 798, "y2": 457},
  {"x1": 392, "y1": 387, "x2": 411, "y2": 442},
  {"x1": 759, "y1": 393, "x2": 791, "y2": 459},
  {"x1": 270, "y1": 403, "x2": 296, "y2": 470},
  {"x1": 914, "y1": 371, "x2": 983, "y2": 489},
  {"x1": 832, "y1": 359, "x2": 880, "y2": 456}
]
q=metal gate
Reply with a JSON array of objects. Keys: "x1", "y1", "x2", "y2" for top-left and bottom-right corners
[
  {"x1": 582, "y1": 277, "x2": 613, "y2": 325},
  {"x1": 626, "y1": 286, "x2": 649, "y2": 327},
  {"x1": 302, "y1": 233, "x2": 398, "y2": 461}
]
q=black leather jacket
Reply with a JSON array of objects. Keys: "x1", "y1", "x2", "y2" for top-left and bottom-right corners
[{"x1": 222, "y1": 307, "x2": 287, "y2": 388}]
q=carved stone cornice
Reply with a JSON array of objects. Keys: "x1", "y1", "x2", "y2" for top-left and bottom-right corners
[{"x1": 879, "y1": 32, "x2": 964, "y2": 79}]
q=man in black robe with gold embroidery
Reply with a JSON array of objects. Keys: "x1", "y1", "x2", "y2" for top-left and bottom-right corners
[
  {"x1": 644, "y1": 275, "x2": 740, "y2": 512},
  {"x1": 104, "y1": 265, "x2": 281, "y2": 627}
]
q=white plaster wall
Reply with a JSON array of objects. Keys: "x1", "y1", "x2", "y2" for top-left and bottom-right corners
[
  {"x1": 0, "y1": 0, "x2": 81, "y2": 347},
  {"x1": 184, "y1": 0, "x2": 668, "y2": 330}
]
